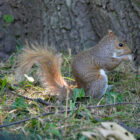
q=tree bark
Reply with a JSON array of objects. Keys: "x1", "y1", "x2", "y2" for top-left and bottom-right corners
[{"x1": 0, "y1": 0, "x2": 139, "y2": 67}]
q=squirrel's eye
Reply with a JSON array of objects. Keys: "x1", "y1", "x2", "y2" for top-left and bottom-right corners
[{"x1": 119, "y1": 43, "x2": 123, "y2": 47}]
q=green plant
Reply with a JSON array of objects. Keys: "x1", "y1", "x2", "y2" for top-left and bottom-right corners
[
  {"x1": 70, "y1": 88, "x2": 85, "y2": 111},
  {"x1": 105, "y1": 91, "x2": 124, "y2": 104},
  {"x1": 3, "y1": 14, "x2": 14, "y2": 23},
  {"x1": 0, "y1": 78, "x2": 7, "y2": 95},
  {"x1": 44, "y1": 123, "x2": 62, "y2": 138},
  {"x1": 12, "y1": 97, "x2": 28, "y2": 110}
]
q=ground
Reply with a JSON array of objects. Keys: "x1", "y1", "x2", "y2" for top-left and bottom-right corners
[{"x1": 0, "y1": 51, "x2": 140, "y2": 140}]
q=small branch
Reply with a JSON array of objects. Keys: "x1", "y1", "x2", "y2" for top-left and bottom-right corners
[
  {"x1": 0, "y1": 109, "x2": 71, "y2": 129},
  {"x1": 10, "y1": 91, "x2": 50, "y2": 106},
  {"x1": 65, "y1": 89, "x2": 69, "y2": 117},
  {"x1": 10, "y1": 90, "x2": 140, "y2": 108},
  {"x1": 0, "y1": 102, "x2": 140, "y2": 129},
  {"x1": 87, "y1": 102, "x2": 140, "y2": 109}
]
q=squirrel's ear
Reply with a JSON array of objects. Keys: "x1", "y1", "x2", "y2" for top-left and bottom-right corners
[{"x1": 108, "y1": 30, "x2": 115, "y2": 38}]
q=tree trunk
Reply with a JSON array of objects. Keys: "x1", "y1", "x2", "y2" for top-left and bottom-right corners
[{"x1": 0, "y1": 0, "x2": 139, "y2": 67}]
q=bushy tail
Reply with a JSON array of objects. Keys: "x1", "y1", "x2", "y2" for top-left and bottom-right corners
[{"x1": 16, "y1": 43, "x2": 68, "y2": 94}]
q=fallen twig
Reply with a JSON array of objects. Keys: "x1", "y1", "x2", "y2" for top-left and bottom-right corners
[
  {"x1": 10, "y1": 90, "x2": 140, "y2": 108},
  {"x1": 0, "y1": 102, "x2": 140, "y2": 130},
  {"x1": 0, "y1": 109, "x2": 71, "y2": 129},
  {"x1": 87, "y1": 102, "x2": 140, "y2": 109},
  {"x1": 10, "y1": 90, "x2": 50, "y2": 106}
]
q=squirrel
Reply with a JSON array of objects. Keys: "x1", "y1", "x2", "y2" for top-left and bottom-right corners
[{"x1": 15, "y1": 30, "x2": 132, "y2": 100}]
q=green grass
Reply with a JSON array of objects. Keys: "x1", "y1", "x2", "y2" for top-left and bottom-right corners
[{"x1": 0, "y1": 52, "x2": 139, "y2": 140}]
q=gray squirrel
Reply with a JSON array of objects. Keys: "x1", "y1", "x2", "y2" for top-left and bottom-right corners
[{"x1": 16, "y1": 30, "x2": 132, "y2": 99}]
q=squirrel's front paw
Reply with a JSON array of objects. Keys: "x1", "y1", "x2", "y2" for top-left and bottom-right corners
[
  {"x1": 121, "y1": 54, "x2": 133, "y2": 61},
  {"x1": 128, "y1": 54, "x2": 133, "y2": 61}
]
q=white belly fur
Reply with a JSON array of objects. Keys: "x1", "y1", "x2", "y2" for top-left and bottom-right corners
[{"x1": 100, "y1": 69, "x2": 108, "y2": 93}]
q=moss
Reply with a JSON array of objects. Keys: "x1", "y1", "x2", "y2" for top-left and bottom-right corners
[{"x1": 135, "y1": 0, "x2": 140, "y2": 7}]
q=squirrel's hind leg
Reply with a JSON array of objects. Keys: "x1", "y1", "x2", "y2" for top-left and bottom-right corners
[{"x1": 86, "y1": 69, "x2": 108, "y2": 98}]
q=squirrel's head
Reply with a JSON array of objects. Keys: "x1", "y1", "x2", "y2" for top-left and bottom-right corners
[{"x1": 108, "y1": 30, "x2": 132, "y2": 57}]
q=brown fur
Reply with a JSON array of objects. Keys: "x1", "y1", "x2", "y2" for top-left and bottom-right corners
[{"x1": 16, "y1": 44, "x2": 68, "y2": 94}]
